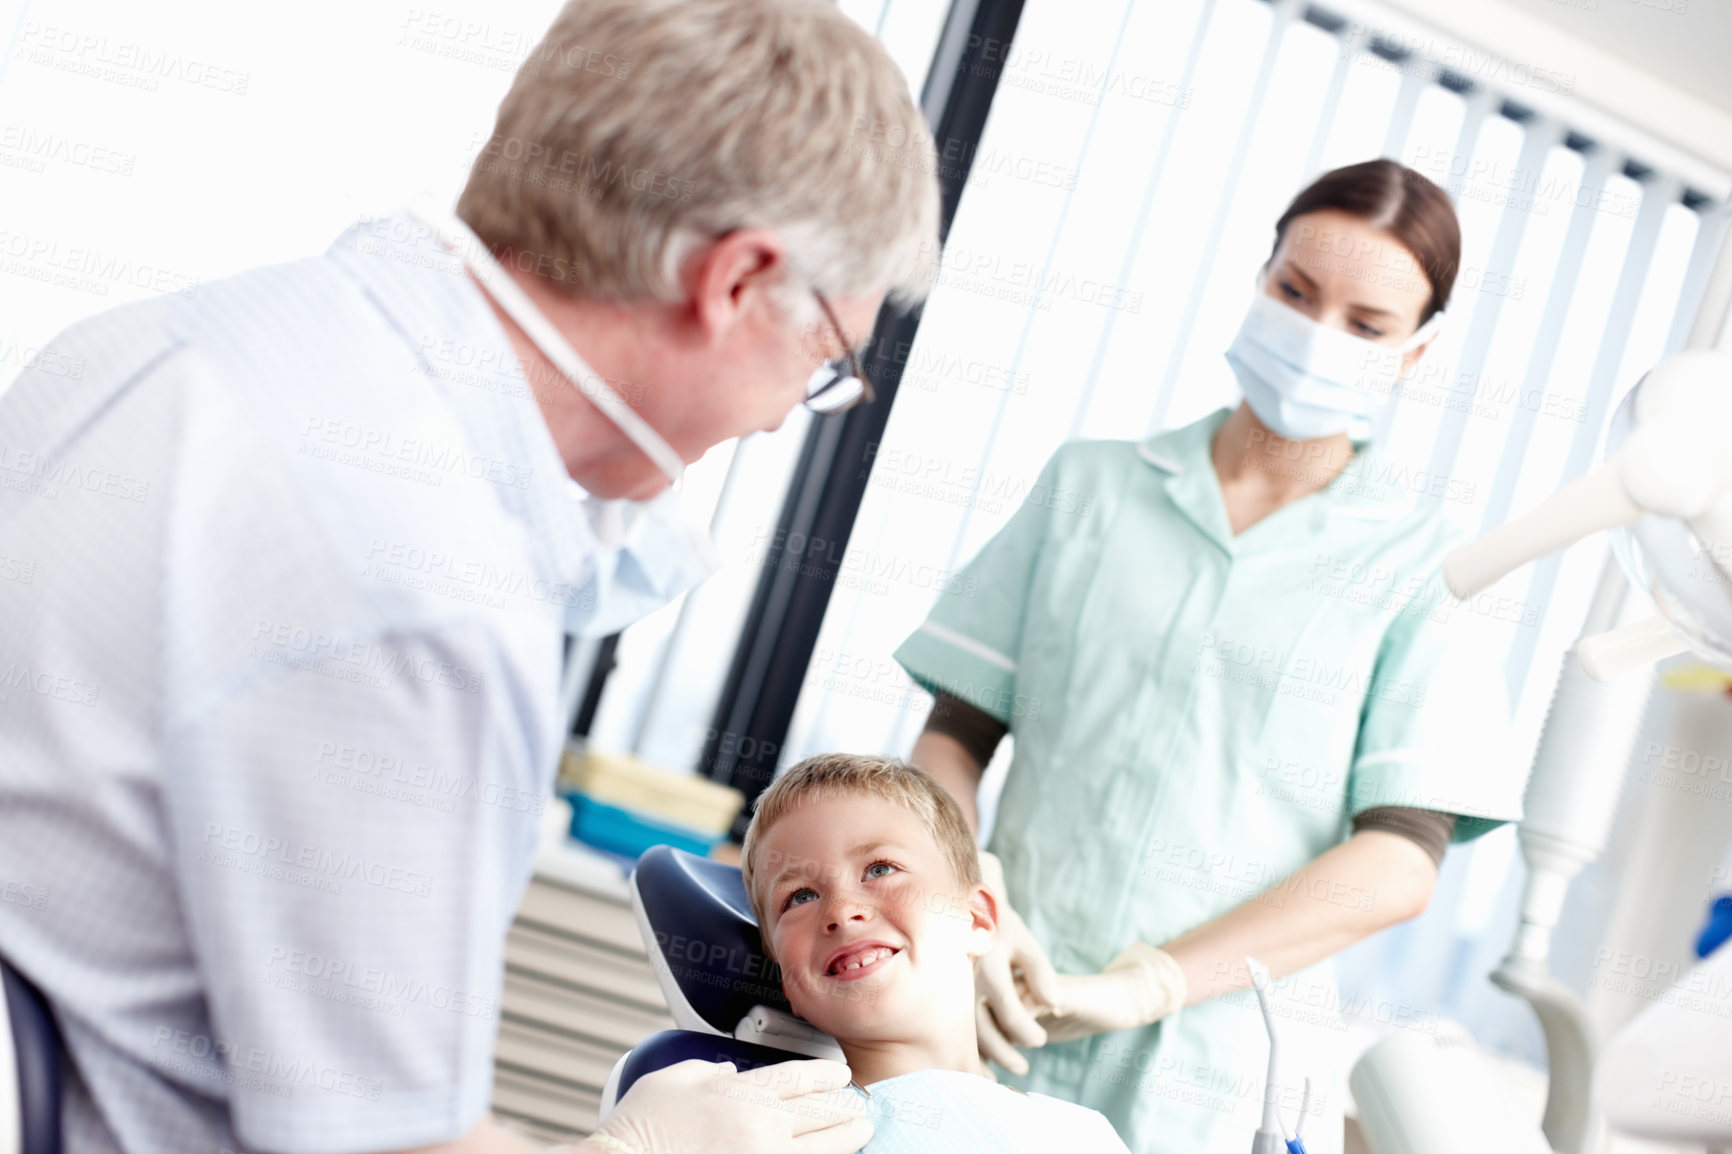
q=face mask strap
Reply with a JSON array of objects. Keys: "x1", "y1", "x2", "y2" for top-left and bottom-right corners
[
  {"x1": 1401, "y1": 311, "x2": 1444, "y2": 352},
  {"x1": 406, "y1": 196, "x2": 687, "y2": 484}
]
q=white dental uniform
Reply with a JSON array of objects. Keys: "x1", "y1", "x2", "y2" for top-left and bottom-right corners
[{"x1": 0, "y1": 211, "x2": 705, "y2": 1153}]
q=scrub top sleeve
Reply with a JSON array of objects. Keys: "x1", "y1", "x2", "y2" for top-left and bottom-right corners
[
  {"x1": 1347, "y1": 601, "x2": 1526, "y2": 843},
  {"x1": 893, "y1": 452, "x2": 1067, "y2": 727},
  {"x1": 162, "y1": 616, "x2": 540, "y2": 1154}
]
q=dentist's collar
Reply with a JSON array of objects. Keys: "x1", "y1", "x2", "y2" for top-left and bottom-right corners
[{"x1": 405, "y1": 195, "x2": 688, "y2": 485}]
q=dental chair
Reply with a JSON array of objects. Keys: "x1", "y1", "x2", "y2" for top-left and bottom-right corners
[
  {"x1": 600, "y1": 846, "x2": 843, "y2": 1112},
  {"x1": 0, "y1": 956, "x2": 63, "y2": 1154}
]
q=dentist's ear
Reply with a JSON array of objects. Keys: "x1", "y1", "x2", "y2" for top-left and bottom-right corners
[
  {"x1": 967, "y1": 883, "x2": 1000, "y2": 959},
  {"x1": 683, "y1": 228, "x2": 789, "y2": 346}
]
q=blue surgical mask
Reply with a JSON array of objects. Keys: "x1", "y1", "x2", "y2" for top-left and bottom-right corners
[
  {"x1": 1224, "y1": 292, "x2": 1441, "y2": 441},
  {"x1": 407, "y1": 198, "x2": 721, "y2": 637},
  {"x1": 564, "y1": 485, "x2": 721, "y2": 637}
]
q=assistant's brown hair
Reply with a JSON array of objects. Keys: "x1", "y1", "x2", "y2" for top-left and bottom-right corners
[{"x1": 1270, "y1": 159, "x2": 1461, "y2": 323}]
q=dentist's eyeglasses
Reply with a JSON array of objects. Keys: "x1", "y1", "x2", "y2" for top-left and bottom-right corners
[{"x1": 804, "y1": 290, "x2": 874, "y2": 415}]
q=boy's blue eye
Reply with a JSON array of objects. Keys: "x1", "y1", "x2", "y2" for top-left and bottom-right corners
[
  {"x1": 784, "y1": 887, "x2": 817, "y2": 910},
  {"x1": 865, "y1": 861, "x2": 898, "y2": 880}
]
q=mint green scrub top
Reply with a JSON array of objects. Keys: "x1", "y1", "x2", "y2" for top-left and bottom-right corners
[{"x1": 893, "y1": 409, "x2": 1525, "y2": 1153}]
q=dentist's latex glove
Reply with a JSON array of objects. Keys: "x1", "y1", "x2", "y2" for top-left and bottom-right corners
[
  {"x1": 1034, "y1": 942, "x2": 1188, "y2": 1044},
  {"x1": 975, "y1": 851, "x2": 1064, "y2": 1075},
  {"x1": 585, "y1": 1058, "x2": 872, "y2": 1154}
]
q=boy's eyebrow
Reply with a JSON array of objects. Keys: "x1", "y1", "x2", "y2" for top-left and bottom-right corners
[
  {"x1": 765, "y1": 840, "x2": 899, "y2": 891},
  {"x1": 766, "y1": 858, "x2": 813, "y2": 891}
]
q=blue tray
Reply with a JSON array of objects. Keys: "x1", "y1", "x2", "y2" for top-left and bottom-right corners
[{"x1": 566, "y1": 793, "x2": 721, "y2": 860}]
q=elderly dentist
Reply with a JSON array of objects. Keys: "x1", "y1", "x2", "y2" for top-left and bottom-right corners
[
  {"x1": 897, "y1": 160, "x2": 1525, "y2": 1151},
  {"x1": 0, "y1": 1, "x2": 935, "y2": 1153}
]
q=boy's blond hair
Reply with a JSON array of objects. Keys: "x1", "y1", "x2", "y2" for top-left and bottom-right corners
[{"x1": 740, "y1": 754, "x2": 981, "y2": 934}]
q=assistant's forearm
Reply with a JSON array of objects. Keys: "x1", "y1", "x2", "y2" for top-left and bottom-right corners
[
  {"x1": 909, "y1": 731, "x2": 983, "y2": 835},
  {"x1": 1159, "y1": 831, "x2": 1437, "y2": 1005}
]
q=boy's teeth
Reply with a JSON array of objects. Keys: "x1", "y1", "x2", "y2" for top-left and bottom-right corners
[{"x1": 834, "y1": 947, "x2": 893, "y2": 973}]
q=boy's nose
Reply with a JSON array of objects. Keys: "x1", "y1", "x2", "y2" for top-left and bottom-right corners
[{"x1": 823, "y1": 893, "x2": 872, "y2": 930}]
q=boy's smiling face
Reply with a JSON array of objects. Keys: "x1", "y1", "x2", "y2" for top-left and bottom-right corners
[{"x1": 756, "y1": 791, "x2": 995, "y2": 1047}]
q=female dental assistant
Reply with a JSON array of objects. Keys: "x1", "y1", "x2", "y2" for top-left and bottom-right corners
[{"x1": 894, "y1": 160, "x2": 1525, "y2": 1152}]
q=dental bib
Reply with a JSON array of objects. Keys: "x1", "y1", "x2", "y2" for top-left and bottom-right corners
[{"x1": 851, "y1": 1068, "x2": 1130, "y2": 1153}]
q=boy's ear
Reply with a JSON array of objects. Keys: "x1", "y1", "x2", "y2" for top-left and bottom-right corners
[{"x1": 965, "y1": 882, "x2": 999, "y2": 960}]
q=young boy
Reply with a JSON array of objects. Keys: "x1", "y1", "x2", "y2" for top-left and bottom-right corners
[{"x1": 740, "y1": 753, "x2": 1131, "y2": 1153}]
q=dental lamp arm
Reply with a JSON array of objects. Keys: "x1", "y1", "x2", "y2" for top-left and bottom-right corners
[
  {"x1": 1444, "y1": 460, "x2": 1642, "y2": 600},
  {"x1": 1445, "y1": 351, "x2": 1732, "y2": 605}
]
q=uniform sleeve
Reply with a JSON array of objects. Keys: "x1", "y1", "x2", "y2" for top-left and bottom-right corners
[
  {"x1": 1347, "y1": 599, "x2": 1527, "y2": 843},
  {"x1": 1350, "y1": 806, "x2": 1457, "y2": 865},
  {"x1": 161, "y1": 615, "x2": 548, "y2": 1154},
  {"x1": 922, "y1": 692, "x2": 1010, "y2": 769},
  {"x1": 892, "y1": 452, "x2": 1067, "y2": 727}
]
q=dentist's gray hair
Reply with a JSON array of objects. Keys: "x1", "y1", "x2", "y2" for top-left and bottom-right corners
[{"x1": 457, "y1": 0, "x2": 940, "y2": 321}]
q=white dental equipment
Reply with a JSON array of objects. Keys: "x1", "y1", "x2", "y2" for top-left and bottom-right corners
[
  {"x1": 1350, "y1": 1027, "x2": 1552, "y2": 1153},
  {"x1": 1443, "y1": 349, "x2": 1732, "y2": 682},
  {"x1": 1488, "y1": 558, "x2": 1654, "y2": 1154},
  {"x1": 1421, "y1": 348, "x2": 1732, "y2": 1152}
]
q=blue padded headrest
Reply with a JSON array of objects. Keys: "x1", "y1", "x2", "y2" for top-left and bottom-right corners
[
  {"x1": 2, "y1": 956, "x2": 64, "y2": 1154},
  {"x1": 1698, "y1": 894, "x2": 1732, "y2": 958},
  {"x1": 613, "y1": 1030, "x2": 809, "y2": 1102},
  {"x1": 631, "y1": 846, "x2": 791, "y2": 1033}
]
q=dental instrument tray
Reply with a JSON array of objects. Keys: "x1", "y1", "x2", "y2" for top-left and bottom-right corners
[
  {"x1": 560, "y1": 746, "x2": 745, "y2": 835},
  {"x1": 565, "y1": 793, "x2": 721, "y2": 860}
]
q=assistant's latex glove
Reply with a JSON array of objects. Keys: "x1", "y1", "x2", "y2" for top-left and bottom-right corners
[
  {"x1": 1034, "y1": 942, "x2": 1188, "y2": 1044},
  {"x1": 587, "y1": 1057, "x2": 871, "y2": 1154},
  {"x1": 974, "y1": 851, "x2": 1064, "y2": 1075}
]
